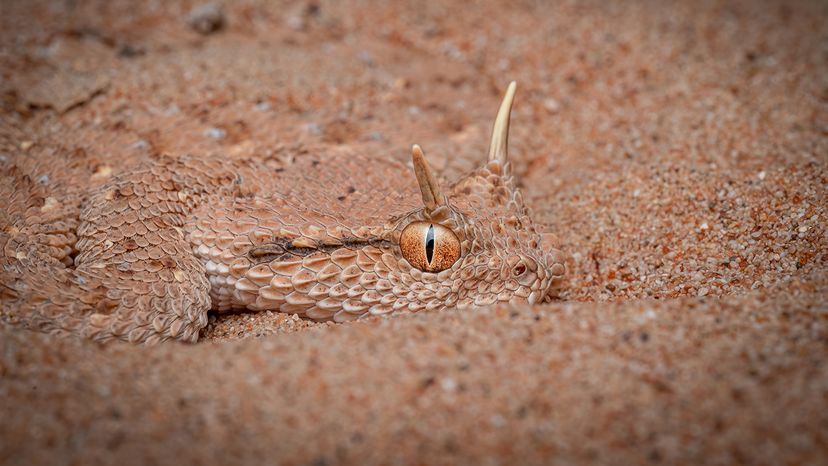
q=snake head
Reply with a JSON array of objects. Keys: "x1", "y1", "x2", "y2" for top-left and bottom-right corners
[
  {"x1": 232, "y1": 82, "x2": 565, "y2": 322},
  {"x1": 396, "y1": 82, "x2": 566, "y2": 308}
]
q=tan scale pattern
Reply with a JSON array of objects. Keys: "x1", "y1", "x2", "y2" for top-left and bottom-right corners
[{"x1": 2, "y1": 91, "x2": 566, "y2": 344}]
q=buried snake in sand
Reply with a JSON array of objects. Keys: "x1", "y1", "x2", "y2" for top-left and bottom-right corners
[{"x1": 1, "y1": 82, "x2": 567, "y2": 344}]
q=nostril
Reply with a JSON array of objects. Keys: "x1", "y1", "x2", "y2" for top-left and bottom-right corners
[{"x1": 514, "y1": 263, "x2": 527, "y2": 276}]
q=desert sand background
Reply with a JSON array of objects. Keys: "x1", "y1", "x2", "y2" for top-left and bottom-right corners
[{"x1": 1, "y1": 0, "x2": 826, "y2": 464}]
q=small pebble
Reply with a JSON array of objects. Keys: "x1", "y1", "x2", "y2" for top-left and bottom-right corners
[
  {"x1": 544, "y1": 98, "x2": 560, "y2": 113},
  {"x1": 188, "y1": 3, "x2": 225, "y2": 35},
  {"x1": 304, "y1": 122, "x2": 322, "y2": 135},
  {"x1": 131, "y1": 139, "x2": 149, "y2": 150},
  {"x1": 205, "y1": 127, "x2": 226, "y2": 139},
  {"x1": 357, "y1": 51, "x2": 375, "y2": 66}
]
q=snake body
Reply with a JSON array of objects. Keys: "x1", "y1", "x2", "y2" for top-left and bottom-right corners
[{"x1": 1, "y1": 83, "x2": 566, "y2": 343}]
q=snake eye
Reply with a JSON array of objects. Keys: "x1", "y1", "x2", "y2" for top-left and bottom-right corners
[{"x1": 400, "y1": 221, "x2": 461, "y2": 272}]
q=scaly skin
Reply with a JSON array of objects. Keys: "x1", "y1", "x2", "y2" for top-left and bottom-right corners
[{"x1": 1, "y1": 84, "x2": 566, "y2": 344}]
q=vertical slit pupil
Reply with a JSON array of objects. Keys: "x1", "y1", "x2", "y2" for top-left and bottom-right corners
[{"x1": 425, "y1": 224, "x2": 435, "y2": 264}]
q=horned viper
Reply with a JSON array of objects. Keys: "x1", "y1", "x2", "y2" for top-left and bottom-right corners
[{"x1": 1, "y1": 82, "x2": 566, "y2": 344}]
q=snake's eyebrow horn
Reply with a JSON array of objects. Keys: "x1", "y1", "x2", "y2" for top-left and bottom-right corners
[
  {"x1": 411, "y1": 144, "x2": 445, "y2": 211},
  {"x1": 487, "y1": 81, "x2": 517, "y2": 166},
  {"x1": 410, "y1": 82, "x2": 515, "y2": 211}
]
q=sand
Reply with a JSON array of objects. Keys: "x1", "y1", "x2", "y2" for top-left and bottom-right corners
[{"x1": 1, "y1": 0, "x2": 826, "y2": 464}]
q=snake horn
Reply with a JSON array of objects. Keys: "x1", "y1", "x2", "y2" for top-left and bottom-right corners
[
  {"x1": 411, "y1": 144, "x2": 443, "y2": 210},
  {"x1": 487, "y1": 81, "x2": 517, "y2": 165}
]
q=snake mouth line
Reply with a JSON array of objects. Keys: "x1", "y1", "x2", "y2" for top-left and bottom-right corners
[{"x1": 248, "y1": 237, "x2": 395, "y2": 263}]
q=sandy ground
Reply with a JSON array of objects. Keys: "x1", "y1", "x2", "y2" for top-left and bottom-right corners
[{"x1": 1, "y1": 0, "x2": 827, "y2": 464}]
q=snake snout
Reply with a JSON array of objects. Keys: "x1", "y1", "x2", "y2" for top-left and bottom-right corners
[{"x1": 540, "y1": 248, "x2": 567, "y2": 301}]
